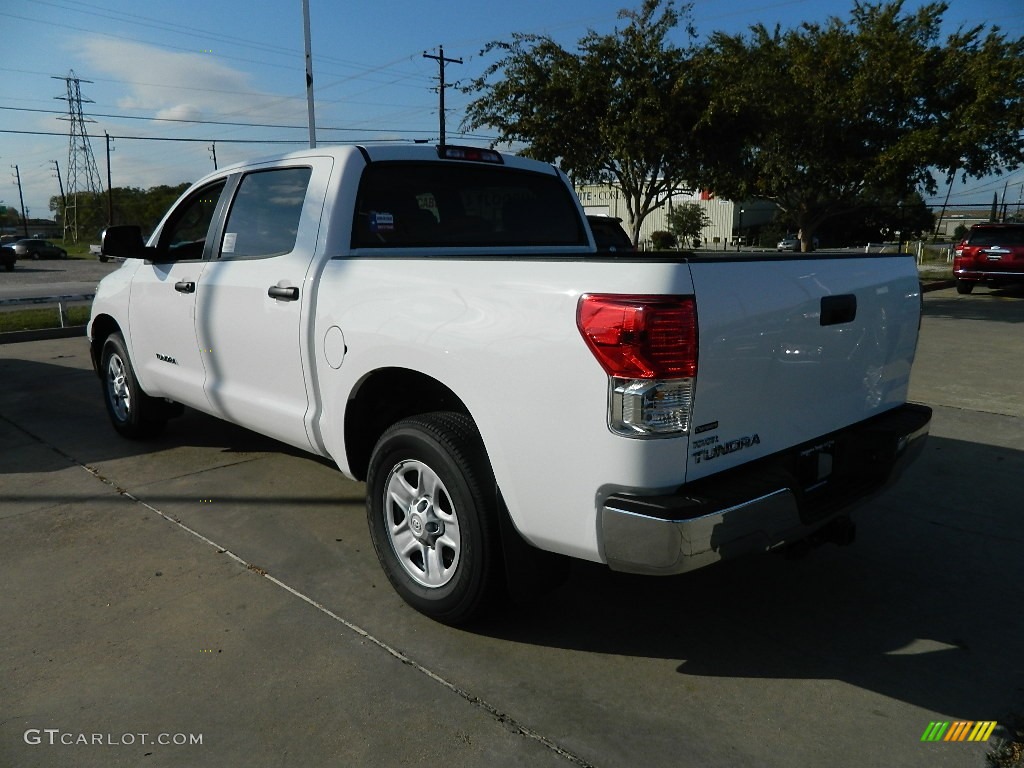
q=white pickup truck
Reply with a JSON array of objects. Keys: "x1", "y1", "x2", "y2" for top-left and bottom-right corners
[{"x1": 89, "y1": 144, "x2": 931, "y2": 624}]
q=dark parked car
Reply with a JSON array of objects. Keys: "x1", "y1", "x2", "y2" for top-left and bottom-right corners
[
  {"x1": 953, "y1": 223, "x2": 1024, "y2": 294},
  {"x1": 1, "y1": 244, "x2": 15, "y2": 271},
  {"x1": 11, "y1": 239, "x2": 68, "y2": 260},
  {"x1": 586, "y1": 215, "x2": 634, "y2": 251}
]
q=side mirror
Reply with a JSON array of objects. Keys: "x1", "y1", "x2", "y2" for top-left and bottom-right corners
[{"x1": 101, "y1": 225, "x2": 154, "y2": 259}]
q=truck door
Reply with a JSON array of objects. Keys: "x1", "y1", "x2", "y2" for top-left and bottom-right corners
[
  {"x1": 128, "y1": 178, "x2": 228, "y2": 409},
  {"x1": 195, "y1": 160, "x2": 331, "y2": 452}
]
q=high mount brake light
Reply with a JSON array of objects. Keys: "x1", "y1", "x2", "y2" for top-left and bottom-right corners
[
  {"x1": 577, "y1": 295, "x2": 697, "y2": 379},
  {"x1": 437, "y1": 145, "x2": 504, "y2": 164},
  {"x1": 577, "y1": 294, "x2": 698, "y2": 437}
]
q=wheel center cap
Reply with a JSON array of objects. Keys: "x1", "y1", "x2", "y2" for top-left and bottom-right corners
[{"x1": 409, "y1": 497, "x2": 443, "y2": 544}]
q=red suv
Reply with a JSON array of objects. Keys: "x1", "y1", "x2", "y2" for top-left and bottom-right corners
[{"x1": 953, "y1": 223, "x2": 1024, "y2": 294}]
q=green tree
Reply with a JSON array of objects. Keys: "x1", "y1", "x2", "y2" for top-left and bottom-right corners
[
  {"x1": 696, "y1": 1, "x2": 1024, "y2": 252},
  {"x1": 666, "y1": 202, "x2": 710, "y2": 246},
  {"x1": 49, "y1": 183, "x2": 190, "y2": 240},
  {"x1": 463, "y1": 0, "x2": 707, "y2": 246}
]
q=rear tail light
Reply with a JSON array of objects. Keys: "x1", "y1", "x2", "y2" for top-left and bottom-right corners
[{"x1": 577, "y1": 294, "x2": 697, "y2": 437}]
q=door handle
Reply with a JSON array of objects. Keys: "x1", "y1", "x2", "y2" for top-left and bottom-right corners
[
  {"x1": 174, "y1": 280, "x2": 196, "y2": 294},
  {"x1": 268, "y1": 285, "x2": 299, "y2": 301}
]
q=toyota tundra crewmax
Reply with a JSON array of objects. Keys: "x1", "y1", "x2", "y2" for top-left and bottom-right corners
[{"x1": 89, "y1": 144, "x2": 931, "y2": 624}]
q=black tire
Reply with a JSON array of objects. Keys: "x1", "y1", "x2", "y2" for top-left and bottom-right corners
[
  {"x1": 99, "y1": 332, "x2": 167, "y2": 439},
  {"x1": 366, "y1": 412, "x2": 500, "y2": 625},
  {"x1": 955, "y1": 280, "x2": 974, "y2": 295},
  {"x1": 3, "y1": 263, "x2": 12, "y2": 272}
]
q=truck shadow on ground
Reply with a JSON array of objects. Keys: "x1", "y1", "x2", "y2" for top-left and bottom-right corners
[
  {"x1": 478, "y1": 433, "x2": 1024, "y2": 721},
  {"x1": 0, "y1": 356, "x2": 315, "y2": 477}
]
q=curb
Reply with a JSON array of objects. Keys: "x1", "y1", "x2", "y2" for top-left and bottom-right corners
[
  {"x1": 921, "y1": 279, "x2": 955, "y2": 293},
  {"x1": 0, "y1": 326, "x2": 88, "y2": 345}
]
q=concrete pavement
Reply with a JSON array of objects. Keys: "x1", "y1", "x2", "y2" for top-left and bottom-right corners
[{"x1": 1, "y1": 286, "x2": 1022, "y2": 768}]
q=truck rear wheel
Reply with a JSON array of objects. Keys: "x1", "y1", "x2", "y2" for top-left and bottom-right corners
[
  {"x1": 100, "y1": 332, "x2": 167, "y2": 439},
  {"x1": 366, "y1": 412, "x2": 500, "y2": 625},
  {"x1": 955, "y1": 280, "x2": 974, "y2": 294}
]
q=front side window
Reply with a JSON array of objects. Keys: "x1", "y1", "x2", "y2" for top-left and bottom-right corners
[
  {"x1": 352, "y1": 162, "x2": 586, "y2": 249},
  {"x1": 158, "y1": 180, "x2": 228, "y2": 261},
  {"x1": 219, "y1": 167, "x2": 312, "y2": 259}
]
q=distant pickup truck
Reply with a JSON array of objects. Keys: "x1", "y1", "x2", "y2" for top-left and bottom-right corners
[{"x1": 88, "y1": 144, "x2": 931, "y2": 624}]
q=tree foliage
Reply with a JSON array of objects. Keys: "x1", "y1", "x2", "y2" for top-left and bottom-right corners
[
  {"x1": 666, "y1": 202, "x2": 710, "y2": 245},
  {"x1": 696, "y1": 1, "x2": 1024, "y2": 251},
  {"x1": 463, "y1": 0, "x2": 706, "y2": 245},
  {"x1": 49, "y1": 183, "x2": 190, "y2": 241}
]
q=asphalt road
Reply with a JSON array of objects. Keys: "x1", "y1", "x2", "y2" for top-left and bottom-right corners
[
  {"x1": 0, "y1": 258, "x2": 121, "y2": 302},
  {"x1": 1, "y1": 285, "x2": 1022, "y2": 768}
]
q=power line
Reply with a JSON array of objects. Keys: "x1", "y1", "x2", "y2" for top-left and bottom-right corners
[
  {"x1": 0, "y1": 105, "x2": 500, "y2": 138},
  {"x1": 0, "y1": 128, "x2": 499, "y2": 145}
]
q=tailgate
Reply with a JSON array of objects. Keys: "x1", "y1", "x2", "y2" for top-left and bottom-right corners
[{"x1": 684, "y1": 254, "x2": 921, "y2": 482}]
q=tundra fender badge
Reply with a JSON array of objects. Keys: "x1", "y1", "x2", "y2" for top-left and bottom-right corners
[{"x1": 691, "y1": 433, "x2": 760, "y2": 464}]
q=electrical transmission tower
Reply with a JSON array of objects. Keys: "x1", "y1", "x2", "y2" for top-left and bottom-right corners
[{"x1": 53, "y1": 70, "x2": 104, "y2": 242}]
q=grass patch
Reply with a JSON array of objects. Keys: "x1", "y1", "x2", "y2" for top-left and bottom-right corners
[
  {"x1": 988, "y1": 713, "x2": 1024, "y2": 768},
  {"x1": 0, "y1": 306, "x2": 90, "y2": 332}
]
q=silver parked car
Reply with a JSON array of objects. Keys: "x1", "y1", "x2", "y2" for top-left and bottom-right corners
[{"x1": 777, "y1": 233, "x2": 819, "y2": 252}]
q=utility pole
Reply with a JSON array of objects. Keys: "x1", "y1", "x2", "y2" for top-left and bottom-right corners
[
  {"x1": 301, "y1": 0, "x2": 317, "y2": 148},
  {"x1": 12, "y1": 165, "x2": 29, "y2": 238},
  {"x1": 105, "y1": 132, "x2": 114, "y2": 227},
  {"x1": 423, "y1": 45, "x2": 462, "y2": 147},
  {"x1": 51, "y1": 160, "x2": 67, "y2": 240},
  {"x1": 209, "y1": 142, "x2": 218, "y2": 170}
]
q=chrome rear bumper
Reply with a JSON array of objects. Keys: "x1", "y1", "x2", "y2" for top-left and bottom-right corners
[{"x1": 600, "y1": 403, "x2": 932, "y2": 575}]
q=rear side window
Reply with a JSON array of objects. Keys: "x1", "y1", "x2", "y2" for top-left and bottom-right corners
[
  {"x1": 220, "y1": 167, "x2": 312, "y2": 259},
  {"x1": 352, "y1": 162, "x2": 586, "y2": 249}
]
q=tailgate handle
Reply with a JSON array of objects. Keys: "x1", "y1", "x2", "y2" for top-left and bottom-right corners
[{"x1": 820, "y1": 294, "x2": 857, "y2": 326}]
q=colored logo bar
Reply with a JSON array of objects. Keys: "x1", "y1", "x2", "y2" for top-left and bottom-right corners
[{"x1": 921, "y1": 721, "x2": 998, "y2": 742}]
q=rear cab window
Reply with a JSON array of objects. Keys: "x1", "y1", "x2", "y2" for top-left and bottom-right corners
[{"x1": 351, "y1": 161, "x2": 587, "y2": 249}]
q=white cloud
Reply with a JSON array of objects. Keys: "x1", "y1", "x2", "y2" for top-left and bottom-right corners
[
  {"x1": 74, "y1": 37, "x2": 304, "y2": 125},
  {"x1": 155, "y1": 104, "x2": 203, "y2": 122}
]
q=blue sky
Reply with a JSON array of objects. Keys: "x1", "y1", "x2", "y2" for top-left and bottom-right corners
[{"x1": 2, "y1": 0, "x2": 1022, "y2": 222}]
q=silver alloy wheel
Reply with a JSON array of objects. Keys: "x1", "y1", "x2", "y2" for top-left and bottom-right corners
[
  {"x1": 106, "y1": 352, "x2": 131, "y2": 422},
  {"x1": 383, "y1": 459, "x2": 461, "y2": 588}
]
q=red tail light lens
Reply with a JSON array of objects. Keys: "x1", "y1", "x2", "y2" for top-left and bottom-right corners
[{"x1": 577, "y1": 295, "x2": 697, "y2": 379}]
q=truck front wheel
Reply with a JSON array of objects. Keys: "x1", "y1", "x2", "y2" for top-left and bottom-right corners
[
  {"x1": 100, "y1": 333, "x2": 167, "y2": 439},
  {"x1": 366, "y1": 412, "x2": 500, "y2": 625}
]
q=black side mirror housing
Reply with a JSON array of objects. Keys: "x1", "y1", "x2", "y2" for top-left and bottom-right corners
[{"x1": 101, "y1": 225, "x2": 156, "y2": 259}]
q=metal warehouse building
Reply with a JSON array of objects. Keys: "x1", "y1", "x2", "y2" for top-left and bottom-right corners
[{"x1": 575, "y1": 183, "x2": 776, "y2": 249}]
